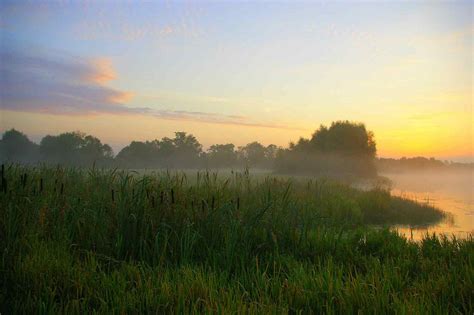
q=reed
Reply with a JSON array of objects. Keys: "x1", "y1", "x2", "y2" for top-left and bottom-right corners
[{"x1": 0, "y1": 164, "x2": 471, "y2": 314}]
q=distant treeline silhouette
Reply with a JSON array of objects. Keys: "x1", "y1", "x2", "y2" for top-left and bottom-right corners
[
  {"x1": 2, "y1": 121, "x2": 468, "y2": 176},
  {"x1": 275, "y1": 121, "x2": 377, "y2": 177},
  {"x1": 377, "y1": 157, "x2": 473, "y2": 172},
  {"x1": 0, "y1": 128, "x2": 278, "y2": 170}
]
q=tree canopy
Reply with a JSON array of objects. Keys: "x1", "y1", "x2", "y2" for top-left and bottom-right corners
[
  {"x1": 40, "y1": 132, "x2": 113, "y2": 166},
  {"x1": 0, "y1": 129, "x2": 39, "y2": 164},
  {"x1": 0, "y1": 121, "x2": 382, "y2": 176},
  {"x1": 276, "y1": 121, "x2": 377, "y2": 177}
]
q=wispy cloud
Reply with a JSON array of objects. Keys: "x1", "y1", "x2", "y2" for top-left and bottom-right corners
[
  {"x1": 0, "y1": 48, "x2": 132, "y2": 115},
  {"x1": 72, "y1": 2, "x2": 205, "y2": 42},
  {"x1": 88, "y1": 58, "x2": 117, "y2": 84},
  {"x1": 0, "y1": 46, "x2": 301, "y2": 130}
]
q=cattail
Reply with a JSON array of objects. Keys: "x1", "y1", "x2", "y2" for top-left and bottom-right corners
[
  {"x1": 201, "y1": 199, "x2": 205, "y2": 212},
  {"x1": 237, "y1": 197, "x2": 240, "y2": 210},
  {"x1": 160, "y1": 191, "x2": 164, "y2": 204},
  {"x1": 111, "y1": 189, "x2": 115, "y2": 202},
  {"x1": 171, "y1": 188, "x2": 175, "y2": 204},
  {"x1": 60, "y1": 183, "x2": 64, "y2": 195},
  {"x1": 211, "y1": 195, "x2": 215, "y2": 210},
  {"x1": 151, "y1": 196, "x2": 155, "y2": 208},
  {"x1": 1, "y1": 164, "x2": 5, "y2": 193},
  {"x1": 22, "y1": 173, "x2": 27, "y2": 188},
  {"x1": 40, "y1": 178, "x2": 43, "y2": 193}
]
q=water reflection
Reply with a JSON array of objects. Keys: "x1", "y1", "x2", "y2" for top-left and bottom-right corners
[{"x1": 382, "y1": 170, "x2": 473, "y2": 240}]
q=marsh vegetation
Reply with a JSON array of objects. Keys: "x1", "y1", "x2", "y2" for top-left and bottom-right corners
[{"x1": 1, "y1": 165, "x2": 472, "y2": 313}]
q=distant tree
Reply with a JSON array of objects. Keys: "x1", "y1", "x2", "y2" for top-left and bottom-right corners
[
  {"x1": 275, "y1": 121, "x2": 377, "y2": 177},
  {"x1": 40, "y1": 131, "x2": 113, "y2": 167},
  {"x1": 80, "y1": 135, "x2": 113, "y2": 166},
  {"x1": 171, "y1": 132, "x2": 203, "y2": 168},
  {"x1": 207, "y1": 144, "x2": 237, "y2": 168},
  {"x1": 116, "y1": 132, "x2": 203, "y2": 169},
  {"x1": 306, "y1": 121, "x2": 376, "y2": 157},
  {"x1": 0, "y1": 129, "x2": 39, "y2": 164},
  {"x1": 238, "y1": 142, "x2": 267, "y2": 168},
  {"x1": 116, "y1": 141, "x2": 159, "y2": 168},
  {"x1": 264, "y1": 144, "x2": 279, "y2": 168},
  {"x1": 376, "y1": 156, "x2": 447, "y2": 172}
]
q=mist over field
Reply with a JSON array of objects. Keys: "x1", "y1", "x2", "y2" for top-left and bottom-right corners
[{"x1": 1, "y1": 1, "x2": 473, "y2": 313}]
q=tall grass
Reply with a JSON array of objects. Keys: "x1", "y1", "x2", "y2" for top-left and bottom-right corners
[{"x1": 1, "y1": 164, "x2": 471, "y2": 314}]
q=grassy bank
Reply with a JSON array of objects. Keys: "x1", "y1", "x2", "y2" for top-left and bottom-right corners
[{"x1": 1, "y1": 165, "x2": 472, "y2": 313}]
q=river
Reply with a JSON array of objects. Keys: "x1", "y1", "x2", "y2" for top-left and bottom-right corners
[{"x1": 382, "y1": 170, "x2": 474, "y2": 240}]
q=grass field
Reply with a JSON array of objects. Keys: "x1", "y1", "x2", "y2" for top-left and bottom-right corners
[{"x1": 1, "y1": 165, "x2": 472, "y2": 313}]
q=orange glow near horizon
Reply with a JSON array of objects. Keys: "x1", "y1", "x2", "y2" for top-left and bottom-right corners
[
  {"x1": 0, "y1": 2, "x2": 472, "y2": 161},
  {"x1": 1, "y1": 109, "x2": 472, "y2": 160}
]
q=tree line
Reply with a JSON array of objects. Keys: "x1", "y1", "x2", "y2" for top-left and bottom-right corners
[
  {"x1": 0, "y1": 129, "x2": 280, "y2": 169},
  {"x1": 377, "y1": 157, "x2": 473, "y2": 172},
  {"x1": 0, "y1": 121, "x2": 381, "y2": 177}
]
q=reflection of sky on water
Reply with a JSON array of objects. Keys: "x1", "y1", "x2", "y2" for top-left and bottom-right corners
[{"x1": 382, "y1": 171, "x2": 473, "y2": 240}]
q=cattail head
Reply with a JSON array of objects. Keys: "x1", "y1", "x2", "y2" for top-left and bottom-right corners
[{"x1": 2, "y1": 178, "x2": 7, "y2": 194}]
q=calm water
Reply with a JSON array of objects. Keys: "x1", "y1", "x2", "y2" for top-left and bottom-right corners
[{"x1": 382, "y1": 170, "x2": 474, "y2": 240}]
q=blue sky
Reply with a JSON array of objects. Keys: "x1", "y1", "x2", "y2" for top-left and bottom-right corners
[{"x1": 0, "y1": 1, "x2": 472, "y2": 160}]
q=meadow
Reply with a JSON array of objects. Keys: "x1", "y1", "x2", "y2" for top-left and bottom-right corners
[{"x1": 1, "y1": 165, "x2": 472, "y2": 314}]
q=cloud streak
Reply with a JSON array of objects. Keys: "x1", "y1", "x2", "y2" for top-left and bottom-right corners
[{"x1": 0, "y1": 47, "x2": 301, "y2": 130}]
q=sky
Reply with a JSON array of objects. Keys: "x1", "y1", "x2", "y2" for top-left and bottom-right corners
[{"x1": 0, "y1": 1, "x2": 472, "y2": 161}]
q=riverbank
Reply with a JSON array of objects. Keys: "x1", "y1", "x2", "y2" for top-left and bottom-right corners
[{"x1": 1, "y1": 166, "x2": 472, "y2": 313}]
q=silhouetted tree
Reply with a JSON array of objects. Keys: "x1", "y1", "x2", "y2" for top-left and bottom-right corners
[
  {"x1": 275, "y1": 121, "x2": 377, "y2": 177},
  {"x1": 237, "y1": 142, "x2": 278, "y2": 168},
  {"x1": 207, "y1": 144, "x2": 237, "y2": 168},
  {"x1": 115, "y1": 141, "x2": 159, "y2": 168},
  {"x1": 264, "y1": 144, "x2": 279, "y2": 168},
  {"x1": 0, "y1": 129, "x2": 39, "y2": 164},
  {"x1": 40, "y1": 131, "x2": 113, "y2": 166},
  {"x1": 377, "y1": 157, "x2": 447, "y2": 172},
  {"x1": 171, "y1": 132, "x2": 203, "y2": 168},
  {"x1": 238, "y1": 142, "x2": 267, "y2": 168},
  {"x1": 116, "y1": 132, "x2": 203, "y2": 169},
  {"x1": 3, "y1": 122, "x2": 383, "y2": 176},
  {"x1": 301, "y1": 121, "x2": 376, "y2": 157}
]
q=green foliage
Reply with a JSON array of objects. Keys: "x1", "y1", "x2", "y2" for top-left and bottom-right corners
[
  {"x1": 115, "y1": 132, "x2": 204, "y2": 169},
  {"x1": 310, "y1": 121, "x2": 376, "y2": 157},
  {"x1": 237, "y1": 142, "x2": 278, "y2": 168},
  {"x1": 0, "y1": 129, "x2": 39, "y2": 164},
  {"x1": 377, "y1": 156, "x2": 449, "y2": 172},
  {"x1": 39, "y1": 131, "x2": 113, "y2": 166},
  {"x1": 1, "y1": 165, "x2": 470, "y2": 313},
  {"x1": 207, "y1": 144, "x2": 237, "y2": 168},
  {"x1": 276, "y1": 121, "x2": 378, "y2": 177}
]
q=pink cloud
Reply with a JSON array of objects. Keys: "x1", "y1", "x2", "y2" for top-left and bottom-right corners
[{"x1": 0, "y1": 46, "x2": 301, "y2": 131}]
